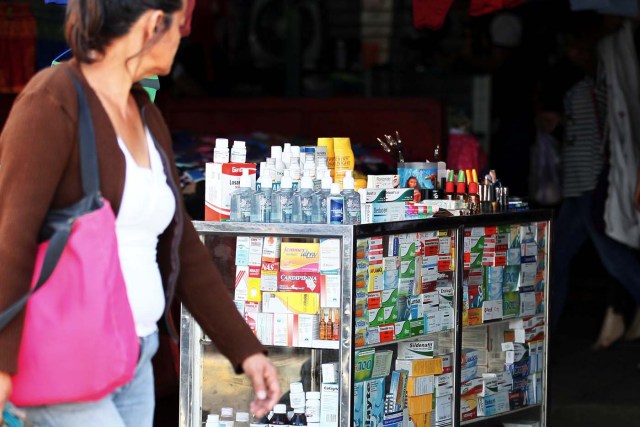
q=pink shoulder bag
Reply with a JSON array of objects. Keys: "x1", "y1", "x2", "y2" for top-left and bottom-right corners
[{"x1": 0, "y1": 72, "x2": 139, "y2": 406}]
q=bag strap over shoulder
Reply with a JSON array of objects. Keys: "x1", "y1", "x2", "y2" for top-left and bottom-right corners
[{"x1": 0, "y1": 71, "x2": 101, "y2": 331}]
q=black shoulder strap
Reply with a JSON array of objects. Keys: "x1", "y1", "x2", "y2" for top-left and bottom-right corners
[{"x1": 0, "y1": 71, "x2": 100, "y2": 331}]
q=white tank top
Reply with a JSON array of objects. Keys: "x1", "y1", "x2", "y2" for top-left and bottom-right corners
[{"x1": 115, "y1": 128, "x2": 176, "y2": 337}]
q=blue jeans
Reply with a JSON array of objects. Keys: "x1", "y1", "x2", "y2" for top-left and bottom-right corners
[
  {"x1": 21, "y1": 331, "x2": 159, "y2": 427},
  {"x1": 552, "y1": 191, "x2": 640, "y2": 330}
]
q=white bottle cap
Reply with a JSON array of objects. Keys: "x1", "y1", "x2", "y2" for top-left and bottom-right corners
[
  {"x1": 281, "y1": 173, "x2": 293, "y2": 189},
  {"x1": 301, "y1": 176, "x2": 314, "y2": 190},
  {"x1": 306, "y1": 391, "x2": 321, "y2": 400},
  {"x1": 283, "y1": 143, "x2": 291, "y2": 153},
  {"x1": 260, "y1": 168, "x2": 272, "y2": 186},
  {"x1": 294, "y1": 406, "x2": 306, "y2": 413},
  {"x1": 236, "y1": 412, "x2": 250, "y2": 422},
  {"x1": 233, "y1": 140, "x2": 246, "y2": 148},
  {"x1": 215, "y1": 138, "x2": 229, "y2": 148},
  {"x1": 207, "y1": 414, "x2": 220, "y2": 423},
  {"x1": 239, "y1": 169, "x2": 252, "y2": 188},
  {"x1": 290, "y1": 382, "x2": 304, "y2": 394},
  {"x1": 271, "y1": 145, "x2": 283, "y2": 160},
  {"x1": 274, "y1": 404, "x2": 287, "y2": 414},
  {"x1": 266, "y1": 157, "x2": 276, "y2": 167},
  {"x1": 321, "y1": 174, "x2": 333, "y2": 190},
  {"x1": 290, "y1": 165, "x2": 301, "y2": 180},
  {"x1": 343, "y1": 170, "x2": 355, "y2": 190},
  {"x1": 221, "y1": 407, "x2": 234, "y2": 417},
  {"x1": 330, "y1": 183, "x2": 341, "y2": 195},
  {"x1": 291, "y1": 146, "x2": 300, "y2": 157}
]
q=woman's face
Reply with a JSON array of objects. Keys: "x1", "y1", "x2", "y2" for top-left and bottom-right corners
[{"x1": 408, "y1": 177, "x2": 418, "y2": 188}]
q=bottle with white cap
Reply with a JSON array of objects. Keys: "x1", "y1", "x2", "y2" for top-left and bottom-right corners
[
  {"x1": 205, "y1": 414, "x2": 221, "y2": 427},
  {"x1": 271, "y1": 146, "x2": 285, "y2": 179},
  {"x1": 341, "y1": 170, "x2": 361, "y2": 225},
  {"x1": 235, "y1": 412, "x2": 250, "y2": 427},
  {"x1": 220, "y1": 407, "x2": 235, "y2": 427},
  {"x1": 290, "y1": 146, "x2": 301, "y2": 169},
  {"x1": 272, "y1": 171, "x2": 294, "y2": 223},
  {"x1": 293, "y1": 175, "x2": 315, "y2": 224},
  {"x1": 269, "y1": 404, "x2": 288, "y2": 426},
  {"x1": 312, "y1": 173, "x2": 332, "y2": 224},
  {"x1": 214, "y1": 138, "x2": 230, "y2": 164},
  {"x1": 251, "y1": 168, "x2": 272, "y2": 223},
  {"x1": 289, "y1": 406, "x2": 307, "y2": 426},
  {"x1": 326, "y1": 183, "x2": 344, "y2": 224},
  {"x1": 290, "y1": 163, "x2": 302, "y2": 191},
  {"x1": 230, "y1": 169, "x2": 254, "y2": 222},
  {"x1": 230, "y1": 140, "x2": 247, "y2": 163},
  {"x1": 282, "y1": 143, "x2": 292, "y2": 169}
]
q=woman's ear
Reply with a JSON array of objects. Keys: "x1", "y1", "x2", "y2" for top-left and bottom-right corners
[{"x1": 144, "y1": 10, "x2": 167, "y2": 42}]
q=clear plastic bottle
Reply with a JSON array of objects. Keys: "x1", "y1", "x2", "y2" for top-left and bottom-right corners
[
  {"x1": 327, "y1": 183, "x2": 344, "y2": 224},
  {"x1": 251, "y1": 169, "x2": 272, "y2": 223},
  {"x1": 290, "y1": 164, "x2": 302, "y2": 191},
  {"x1": 230, "y1": 140, "x2": 247, "y2": 163},
  {"x1": 220, "y1": 407, "x2": 235, "y2": 427},
  {"x1": 269, "y1": 404, "x2": 289, "y2": 426},
  {"x1": 303, "y1": 156, "x2": 316, "y2": 180},
  {"x1": 290, "y1": 407, "x2": 307, "y2": 426},
  {"x1": 272, "y1": 172, "x2": 294, "y2": 223},
  {"x1": 230, "y1": 170, "x2": 253, "y2": 222},
  {"x1": 293, "y1": 176, "x2": 314, "y2": 224},
  {"x1": 205, "y1": 414, "x2": 220, "y2": 427},
  {"x1": 235, "y1": 412, "x2": 250, "y2": 427},
  {"x1": 312, "y1": 173, "x2": 332, "y2": 224},
  {"x1": 214, "y1": 138, "x2": 230, "y2": 164},
  {"x1": 341, "y1": 170, "x2": 361, "y2": 225}
]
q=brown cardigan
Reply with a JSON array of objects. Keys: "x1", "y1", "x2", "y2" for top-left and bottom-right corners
[{"x1": 0, "y1": 61, "x2": 264, "y2": 374}]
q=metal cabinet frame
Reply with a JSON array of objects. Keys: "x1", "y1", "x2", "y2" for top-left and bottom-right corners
[{"x1": 181, "y1": 210, "x2": 551, "y2": 427}]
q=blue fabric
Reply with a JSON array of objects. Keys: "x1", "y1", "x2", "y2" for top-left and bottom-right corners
[
  {"x1": 570, "y1": 0, "x2": 638, "y2": 16},
  {"x1": 20, "y1": 331, "x2": 159, "y2": 427},
  {"x1": 44, "y1": 0, "x2": 67, "y2": 4},
  {"x1": 551, "y1": 192, "x2": 640, "y2": 330}
]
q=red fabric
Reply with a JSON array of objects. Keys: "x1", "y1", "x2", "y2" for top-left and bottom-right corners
[
  {"x1": 412, "y1": 0, "x2": 455, "y2": 30},
  {"x1": 446, "y1": 132, "x2": 488, "y2": 173},
  {"x1": 0, "y1": 3, "x2": 36, "y2": 93},
  {"x1": 469, "y1": 0, "x2": 526, "y2": 16}
]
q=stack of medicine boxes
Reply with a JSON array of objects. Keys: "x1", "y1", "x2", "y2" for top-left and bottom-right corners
[{"x1": 233, "y1": 237, "x2": 342, "y2": 347}]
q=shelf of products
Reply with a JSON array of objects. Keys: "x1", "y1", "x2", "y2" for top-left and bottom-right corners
[{"x1": 180, "y1": 210, "x2": 550, "y2": 427}]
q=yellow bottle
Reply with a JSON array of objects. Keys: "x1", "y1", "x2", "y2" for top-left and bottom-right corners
[
  {"x1": 333, "y1": 137, "x2": 354, "y2": 187},
  {"x1": 317, "y1": 137, "x2": 335, "y2": 177}
]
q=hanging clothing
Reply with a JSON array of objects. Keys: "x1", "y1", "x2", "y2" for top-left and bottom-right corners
[
  {"x1": 599, "y1": 20, "x2": 640, "y2": 249},
  {"x1": 412, "y1": 0, "x2": 455, "y2": 30}
]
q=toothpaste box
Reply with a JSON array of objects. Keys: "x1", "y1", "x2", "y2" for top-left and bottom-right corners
[
  {"x1": 460, "y1": 377, "x2": 483, "y2": 397},
  {"x1": 353, "y1": 382, "x2": 365, "y2": 427},
  {"x1": 260, "y1": 261, "x2": 279, "y2": 292},
  {"x1": 461, "y1": 365, "x2": 478, "y2": 383},
  {"x1": 385, "y1": 188, "x2": 414, "y2": 203},
  {"x1": 382, "y1": 288, "x2": 399, "y2": 308},
  {"x1": 407, "y1": 375, "x2": 435, "y2": 397},
  {"x1": 395, "y1": 320, "x2": 411, "y2": 340},
  {"x1": 319, "y1": 238, "x2": 341, "y2": 275},
  {"x1": 359, "y1": 188, "x2": 387, "y2": 203},
  {"x1": 369, "y1": 264, "x2": 385, "y2": 292},
  {"x1": 262, "y1": 292, "x2": 320, "y2": 314},
  {"x1": 280, "y1": 242, "x2": 320, "y2": 273},
  {"x1": 434, "y1": 395, "x2": 452, "y2": 425},
  {"x1": 272, "y1": 313, "x2": 319, "y2": 347},
  {"x1": 234, "y1": 266, "x2": 250, "y2": 301},
  {"x1": 482, "y1": 300, "x2": 503, "y2": 322},
  {"x1": 397, "y1": 340, "x2": 435, "y2": 359},
  {"x1": 398, "y1": 278, "x2": 415, "y2": 297},
  {"x1": 410, "y1": 317, "x2": 425, "y2": 337},
  {"x1": 205, "y1": 162, "x2": 257, "y2": 221},
  {"x1": 400, "y1": 259, "x2": 417, "y2": 279},
  {"x1": 478, "y1": 391, "x2": 510, "y2": 416},
  {"x1": 395, "y1": 357, "x2": 444, "y2": 377},
  {"x1": 438, "y1": 306, "x2": 454, "y2": 331},
  {"x1": 502, "y1": 292, "x2": 520, "y2": 318},
  {"x1": 502, "y1": 342, "x2": 529, "y2": 364},
  {"x1": 362, "y1": 378, "x2": 386, "y2": 426},
  {"x1": 369, "y1": 306, "x2": 399, "y2": 326},
  {"x1": 379, "y1": 324, "x2": 395, "y2": 343},
  {"x1": 520, "y1": 292, "x2": 536, "y2": 316},
  {"x1": 278, "y1": 271, "x2": 320, "y2": 293},
  {"x1": 503, "y1": 265, "x2": 521, "y2": 292},
  {"x1": 460, "y1": 395, "x2": 478, "y2": 422},
  {"x1": 461, "y1": 348, "x2": 480, "y2": 368},
  {"x1": 367, "y1": 174, "x2": 400, "y2": 189},
  {"x1": 235, "y1": 236, "x2": 251, "y2": 266},
  {"x1": 248, "y1": 237, "x2": 264, "y2": 266},
  {"x1": 435, "y1": 372, "x2": 454, "y2": 397},
  {"x1": 247, "y1": 266, "x2": 262, "y2": 302},
  {"x1": 424, "y1": 311, "x2": 441, "y2": 333},
  {"x1": 369, "y1": 202, "x2": 406, "y2": 223},
  {"x1": 255, "y1": 312, "x2": 274, "y2": 345},
  {"x1": 389, "y1": 370, "x2": 409, "y2": 413},
  {"x1": 320, "y1": 383, "x2": 340, "y2": 427},
  {"x1": 320, "y1": 275, "x2": 341, "y2": 308}
]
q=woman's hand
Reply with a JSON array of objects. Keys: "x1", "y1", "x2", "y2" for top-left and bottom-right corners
[
  {"x1": 241, "y1": 353, "x2": 280, "y2": 419},
  {"x1": 0, "y1": 370, "x2": 12, "y2": 424}
]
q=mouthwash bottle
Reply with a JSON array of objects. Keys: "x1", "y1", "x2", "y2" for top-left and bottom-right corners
[
  {"x1": 341, "y1": 170, "x2": 361, "y2": 225},
  {"x1": 312, "y1": 172, "x2": 332, "y2": 224},
  {"x1": 230, "y1": 169, "x2": 253, "y2": 222},
  {"x1": 251, "y1": 168, "x2": 272, "y2": 223},
  {"x1": 327, "y1": 183, "x2": 344, "y2": 224},
  {"x1": 272, "y1": 172, "x2": 294, "y2": 223},
  {"x1": 293, "y1": 175, "x2": 315, "y2": 224}
]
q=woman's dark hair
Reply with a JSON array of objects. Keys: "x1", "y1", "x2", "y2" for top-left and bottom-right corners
[{"x1": 66, "y1": 0, "x2": 183, "y2": 64}]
